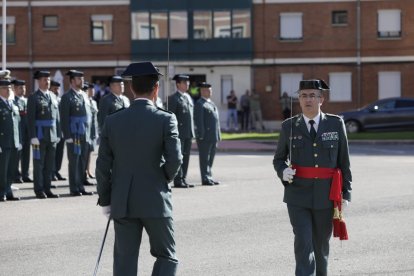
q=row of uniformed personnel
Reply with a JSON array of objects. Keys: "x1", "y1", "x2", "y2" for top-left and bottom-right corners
[{"x1": 0, "y1": 69, "x2": 130, "y2": 201}]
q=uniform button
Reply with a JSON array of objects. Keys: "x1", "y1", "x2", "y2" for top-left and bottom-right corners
[
  {"x1": 331, "y1": 145, "x2": 334, "y2": 148},
  {"x1": 0, "y1": 133, "x2": 3, "y2": 135},
  {"x1": 293, "y1": 145, "x2": 296, "y2": 148},
  {"x1": 315, "y1": 164, "x2": 319, "y2": 168},
  {"x1": 313, "y1": 143, "x2": 317, "y2": 147},
  {"x1": 314, "y1": 154, "x2": 318, "y2": 157}
]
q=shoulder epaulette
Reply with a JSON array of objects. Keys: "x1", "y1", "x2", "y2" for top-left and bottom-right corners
[
  {"x1": 325, "y1": 113, "x2": 341, "y2": 119},
  {"x1": 156, "y1": 107, "x2": 173, "y2": 114},
  {"x1": 108, "y1": 107, "x2": 125, "y2": 116}
]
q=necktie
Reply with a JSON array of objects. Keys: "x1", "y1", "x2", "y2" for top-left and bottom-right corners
[{"x1": 309, "y1": 119, "x2": 317, "y2": 140}]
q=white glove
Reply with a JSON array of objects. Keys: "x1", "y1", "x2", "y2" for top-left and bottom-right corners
[
  {"x1": 17, "y1": 144, "x2": 22, "y2": 151},
  {"x1": 282, "y1": 167, "x2": 296, "y2": 182},
  {"x1": 342, "y1": 199, "x2": 349, "y2": 211},
  {"x1": 101, "y1": 205, "x2": 111, "y2": 219},
  {"x1": 65, "y1": 138, "x2": 74, "y2": 143},
  {"x1": 0, "y1": 146, "x2": 2, "y2": 153},
  {"x1": 31, "y1": 138, "x2": 40, "y2": 145}
]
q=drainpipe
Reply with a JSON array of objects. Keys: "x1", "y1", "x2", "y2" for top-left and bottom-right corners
[{"x1": 356, "y1": 0, "x2": 361, "y2": 108}]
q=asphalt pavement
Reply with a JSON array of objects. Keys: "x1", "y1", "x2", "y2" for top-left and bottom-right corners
[{"x1": 1, "y1": 143, "x2": 413, "y2": 275}]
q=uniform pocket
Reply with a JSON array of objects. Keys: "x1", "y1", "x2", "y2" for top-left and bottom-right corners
[{"x1": 322, "y1": 140, "x2": 339, "y2": 161}]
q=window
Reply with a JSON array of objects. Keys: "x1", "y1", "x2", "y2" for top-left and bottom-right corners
[
  {"x1": 332, "y1": 11, "x2": 347, "y2": 25},
  {"x1": 214, "y1": 11, "x2": 231, "y2": 38},
  {"x1": 378, "y1": 9, "x2": 401, "y2": 38},
  {"x1": 91, "y1": 15, "x2": 113, "y2": 42},
  {"x1": 280, "y1": 13, "x2": 302, "y2": 40},
  {"x1": 221, "y1": 75, "x2": 233, "y2": 104},
  {"x1": 232, "y1": 10, "x2": 251, "y2": 38},
  {"x1": 194, "y1": 11, "x2": 212, "y2": 39},
  {"x1": 151, "y1": 12, "x2": 168, "y2": 39},
  {"x1": 0, "y1": 16, "x2": 16, "y2": 44},
  {"x1": 280, "y1": 73, "x2": 303, "y2": 97},
  {"x1": 396, "y1": 99, "x2": 414, "y2": 108},
  {"x1": 378, "y1": 72, "x2": 401, "y2": 99},
  {"x1": 43, "y1": 15, "x2": 58, "y2": 29},
  {"x1": 329, "y1": 72, "x2": 352, "y2": 102},
  {"x1": 131, "y1": 12, "x2": 150, "y2": 40},
  {"x1": 170, "y1": 11, "x2": 188, "y2": 39}
]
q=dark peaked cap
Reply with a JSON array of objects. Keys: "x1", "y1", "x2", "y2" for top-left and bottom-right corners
[
  {"x1": 50, "y1": 80, "x2": 61, "y2": 87},
  {"x1": 109, "y1": 75, "x2": 123, "y2": 83},
  {"x1": 298, "y1": 79, "x2": 330, "y2": 91},
  {"x1": 173, "y1": 74, "x2": 189, "y2": 82},
  {"x1": 121, "y1": 62, "x2": 163, "y2": 80},
  {"x1": 198, "y1": 82, "x2": 211, "y2": 88},
  {"x1": 0, "y1": 79, "x2": 12, "y2": 86},
  {"x1": 34, "y1": 70, "x2": 50, "y2": 79},
  {"x1": 12, "y1": 79, "x2": 26, "y2": 86},
  {"x1": 66, "y1": 69, "x2": 84, "y2": 77}
]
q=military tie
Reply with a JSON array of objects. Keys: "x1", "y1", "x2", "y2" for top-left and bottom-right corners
[{"x1": 309, "y1": 119, "x2": 317, "y2": 140}]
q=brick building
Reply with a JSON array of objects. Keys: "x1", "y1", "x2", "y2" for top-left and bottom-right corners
[{"x1": 2, "y1": 0, "x2": 413, "y2": 128}]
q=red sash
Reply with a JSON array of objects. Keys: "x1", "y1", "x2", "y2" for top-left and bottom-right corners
[{"x1": 292, "y1": 165, "x2": 348, "y2": 240}]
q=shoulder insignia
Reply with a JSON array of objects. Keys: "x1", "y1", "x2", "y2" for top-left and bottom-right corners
[{"x1": 325, "y1": 113, "x2": 342, "y2": 119}]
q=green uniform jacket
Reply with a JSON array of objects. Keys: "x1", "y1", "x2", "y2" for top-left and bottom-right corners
[
  {"x1": 273, "y1": 113, "x2": 352, "y2": 209},
  {"x1": 194, "y1": 98, "x2": 221, "y2": 142},
  {"x1": 0, "y1": 99, "x2": 20, "y2": 149},
  {"x1": 27, "y1": 90, "x2": 61, "y2": 142},
  {"x1": 168, "y1": 91, "x2": 194, "y2": 139},
  {"x1": 96, "y1": 99, "x2": 183, "y2": 219},
  {"x1": 97, "y1": 93, "x2": 130, "y2": 131},
  {"x1": 59, "y1": 89, "x2": 92, "y2": 143}
]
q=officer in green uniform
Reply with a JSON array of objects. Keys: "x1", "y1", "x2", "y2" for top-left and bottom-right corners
[
  {"x1": 96, "y1": 62, "x2": 182, "y2": 276},
  {"x1": 12, "y1": 79, "x2": 33, "y2": 183},
  {"x1": 273, "y1": 79, "x2": 352, "y2": 276},
  {"x1": 59, "y1": 70, "x2": 93, "y2": 196},
  {"x1": 168, "y1": 74, "x2": 195, "y2": 188},
  {"x1": 194, "y1": 82, "x2": 221, "y2": 186},
  {"x1": 0, "y1": 79, "x2": 21, "y2": 201},
  {"x1": 97, "y1": 76, "x2": 130, "y2": 132},
  {"x1": 27, "y1": 71, "x2": 60, "y2": 199}
]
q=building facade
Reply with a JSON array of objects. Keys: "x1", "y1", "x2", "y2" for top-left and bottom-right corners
[{"x1": 2, "y1": 0, "x2": 414, "y2": 128}]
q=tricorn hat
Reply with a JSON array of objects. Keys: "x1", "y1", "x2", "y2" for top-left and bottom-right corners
[
  {"x1": 12, "y1": 79, "x2": 26, "y2": 86},
  {"x1": 108, "y1": 75, "x2": 123, "y2": 84},
  {"x1": 121, "y1": 62, "x2": 163, "y2": 80},
  {"x1": 0, "y1": 79, "x2": 12, "y2": 86},
  {"x1": 172, "y1": 74, "x2": 189, "y2": 82},
  {"x1": 50, "y1": 80, "x2": 61, "y2": 87},
  {"x1": 298, "y1": 79, "x2": 329, "y2": 91},
  {"x1": 198, "y1": 82, "x2": 211, "y2": 88},
  {"x1": 34, "y1": 70, "x2": 51, "y2": 79},
  {"x1": 66, "y1": 69, "x2": 84, "y2": 78}
]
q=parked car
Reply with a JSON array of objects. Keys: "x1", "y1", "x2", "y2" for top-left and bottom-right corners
[{"x1": 338, "y1": 97, "x2": 414, "y2": 133}]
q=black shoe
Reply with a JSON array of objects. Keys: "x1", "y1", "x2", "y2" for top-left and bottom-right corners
[
  {"x1": 35, "y1": 192, "x2": 47, "y2": 199},
  {"x1": 182, "y1": 180, "x2": 195, "y2": 188},
  {"x1": 212, "y1": 180, "x2": 220, "y2": 185},
  {"x1": 50, "y1": 184, "x2": 58, "y2": 189},
  {"x1": 51, "y1": 175, "x2": 58, "y2": 181},
  {"x1": 56, "y1": 172, "x2": 66, "y2": 181},
  {"x1": 174, "y1": 183, "x2": 189, "y2": 188},
  {"x1": 70, "y1": 192, "x2": 82, "y2": 196},
  {"x1": 80, "y1": 191, "x2": 94, "y2": 196},
  {"x1": 45, "y1": 192, "x2": 59, "y2": 198},
  {"x1": 0, "y1": 197, "x2": 5, "y2": 202},
  {"x1": 6, "y1": 195, "x2": 20, "y2": 201},
  {"x1": 84, "y1": 180, "x2": 95, "y2": 186},
  {"x1": 202, "y1": 181, "x2": 214, "y2": 186},
  {"x1": 22, "y1": 177, "x2": 33, "y2": 182},
  {"x1": 87, "y1": 173, "x2": 96, "y2": 179},
  {"x1": 13, "y1": 178, "x2": 23, "y2": 184}
]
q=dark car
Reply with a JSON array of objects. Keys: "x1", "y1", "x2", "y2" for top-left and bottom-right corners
[{"x1": 338, "y1": 97, "x2": 414, "y2": 133}]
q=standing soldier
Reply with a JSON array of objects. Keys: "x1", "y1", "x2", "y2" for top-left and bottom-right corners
[
  {"x1": 0, "y1": 78, "x2": 21, "y2": 201},
  {"x1": 27, "y1": 71, "x2": 60, "y2": 199},
  {"x1": 168, "y1": 74, "x2": 195, "y2": 188},
  {"x1": 12, "y1": 79, "x2": 33, "y2": 183},
  {"x1": 194, "y1": 82, "x2": 221, "y2": 186},
  {"x1": 59, "y1": 70, "x2": 93, "y2": 196},
  {"x1": 273, "y1": 79, "x2": 352, "y2": 276},
  {"x1": 96, "y1": 62, "x2": 182, "y2": 275},
  {"x1": 50, "y1": 80, "x2": 66, "y2": 181},
  {"x1": 97, "y1": 76, "x2": 130, "y2": 132}
]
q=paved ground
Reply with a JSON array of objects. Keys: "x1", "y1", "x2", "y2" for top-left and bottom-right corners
[{"x1": 1, "y1": 144, "x2": 414, "y2": 275}]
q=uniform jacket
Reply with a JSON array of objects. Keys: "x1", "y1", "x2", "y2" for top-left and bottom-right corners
[
  {"x1": 59, "y1": 88, "x2": 92, "y2": 143},
  {"x1": 0, "y1": 99, "x2": 20, "y2": 149},
  {"x1": 96, "y1": 99, "x2": 183, "y2": 219},
  {"x1": 14, "y1": 96, "x2": 29, "y2": 142},
  {"x1": 97, "y1": 93, "x2": 130, "y2": 131},
  {"x1": 168, "y1": 91, "x2": 195, "y2": 139},
  {"x1": 273, "y1": 112, "x2": 352, "y2": 209},
  {"x1": 27, "y1": 90, "x2": 61, "y2": 143},
  {"x1": 194, "y1": 98, "x2": 221, "y2": 142}
]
